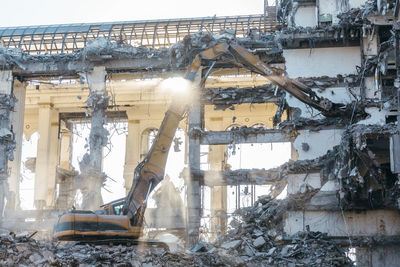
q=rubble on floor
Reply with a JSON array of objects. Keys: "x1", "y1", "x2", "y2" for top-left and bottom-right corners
[
  {"x1": 207, "y1": 194, "x2": 353, "y2": 266},
  {"x1": 0, "y1": 192, "x2": 353, "y2": 267},
  {"x1": 335, "y1": 124, "x2": 400, "y2": 210},
  {"x1": 0, "y1": 231, "x2": 241, "y2": 267},
  {"x1": 296, "y1": 76, "x2": 358, "y2": 90}
]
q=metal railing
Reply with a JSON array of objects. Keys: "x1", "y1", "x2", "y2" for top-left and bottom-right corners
[{"x1": 0, "y1": 8, "x2": 278, "y2": 54}]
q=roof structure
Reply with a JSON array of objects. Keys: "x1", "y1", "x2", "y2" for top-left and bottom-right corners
[{"x1": 0, "y1": 7, "x2": 278, "y2": 54}]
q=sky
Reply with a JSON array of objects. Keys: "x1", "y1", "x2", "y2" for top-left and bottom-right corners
[{"x1": 0, "y1": 0, "x2": 272, "y2": 27}]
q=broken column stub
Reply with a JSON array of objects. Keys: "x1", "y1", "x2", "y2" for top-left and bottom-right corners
[
  {"x1": 78, "y1": 66, "x2": 109, "y2": 210},
  {"x1": 187, "y1": 67, "x2": 203, "y2": 248},
  {"x1": 7, "y1": 80, "x2": 25, "y2": 210},
  {"x1": 0, "y1": 71, "x2": 16, "y2": 217}
]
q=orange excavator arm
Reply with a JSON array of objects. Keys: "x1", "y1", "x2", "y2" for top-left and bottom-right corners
[
  {"x1": 122, "y1": 43, "x2": 232, "y2": 222},
  {"x1": 123, "y1": 41, "x2": 344, "y2": 224}
]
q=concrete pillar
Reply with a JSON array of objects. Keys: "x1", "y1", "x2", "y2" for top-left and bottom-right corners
[
  {"x1": 46, "y1": 109, "x2": 59, "y2": 207},
  {"x1": 34, "y1": 96, "x2": 58, "y2": 209},
  {"x1": 123, "y1": 111, "x2": 140, "y2": 194},
  {"x1": 7, "y1": 80, "x2": 25, "y2": 210},
  {"x1": 78, "y1": 66, "x2": 109, "y2": 210},
  {"x1": 208, "y1": 117, "x2": 227, "y2": 239},
  {"x1": 55, "y1": 168, "x2": 78, "y2": 209},
  {"x1": 59, "y1": 127, "x2": 72, "y2": 170},
  {"x1": 55, "y1": 125, "x2": 77, "y2": 209},
  {"x1": 0, "y1": 71, "x2": 15, "y2": 218},
  {"x1": 187, "y1": 68, "x2": 203, "y2": 247}
]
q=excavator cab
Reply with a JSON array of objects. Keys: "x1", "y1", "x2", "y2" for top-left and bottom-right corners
[{"x1": 101, "y1": 198, "x2": 125, "y2": 215}]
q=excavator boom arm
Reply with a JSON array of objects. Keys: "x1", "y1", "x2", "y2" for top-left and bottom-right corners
[
  {"x1": 123, "y1": 41, "x2": 343, "y2": 222},
  {"x1": 123, "y1": 44, "x2": 230, "y2": 221}
]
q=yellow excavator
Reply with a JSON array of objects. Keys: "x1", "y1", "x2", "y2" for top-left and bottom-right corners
[{"x1": 53, "y1": 40, "x2": 345, "y2": 242}]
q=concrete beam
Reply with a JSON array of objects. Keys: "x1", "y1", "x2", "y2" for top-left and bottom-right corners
[
  {"x1": 190, "y1": 168, "x2": 285, "y2": 186},
  {"x1": 9, "y1": 57, "x2": 172, "y2": 78},
  {"x1": 198, "y1": 129, "x2": 293, "y2": 145},
  {"x1": 284, "y1": 210, "x2": 400, "y2": 237}
]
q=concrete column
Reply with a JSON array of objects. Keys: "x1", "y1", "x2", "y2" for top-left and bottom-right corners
[
  {"x1": 46, "y1": 109, "x2": 59, "y2": 207},
  {"x1": 0, "y1": 71, "x2": 15, "y2": 218},
  {"x1": 55, "y1": 125, "x2": 77, "y2": 209},
  {"x1": 123, "y1": 111, "x2": 140, "y2": 194},
  {"x1": 208, "y1": 117, "x2": 227, "y2": 239},
  {"x1": 7, "y1": 80, "x2": 25, "y2": 210},
  {"x1": 59, "y1": 128, "x2": 72, "y2": 170},
  {"x1": 78, "y1": 66, "x2": 109, "y2": 210},
  {"x1": 34, "y1": 97, "x2": 56, "y2": 209},
  {"x1": 187, "y1": 68, "x2": 203, "y2": 247}
]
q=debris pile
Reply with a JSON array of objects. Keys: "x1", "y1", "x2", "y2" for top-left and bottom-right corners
[
  {"x1": 0, "y1": 232, "x2": 243, "y2": 266},
  {"x1": 335, "y1": 124, "x2": 400, "y2": 210},
  {"x1": 170, "y1": 31, "x2": 234, "y2": 67},
  {"x1": 204, "y1": 194, "x2": 353, "y2": 266},
  {"x1": 0, "y1": 193, "x2": 353, "y2": 267}
]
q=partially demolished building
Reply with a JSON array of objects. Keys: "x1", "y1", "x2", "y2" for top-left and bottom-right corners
[{"x1": 0, "y1": 0, "x2": 399, "y2": 266}]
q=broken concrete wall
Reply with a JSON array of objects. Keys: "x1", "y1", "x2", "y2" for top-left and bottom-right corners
[
  {"x1": 280, "y1": 0, "x2": 370, "y2": 27},
  {"x1": 283, "y1": 47, "x2": 361, "y2": 78},
  {"x1": 356, "y1": 246, "x2": 400, "y2": 267},
  {"x1": 318, "y1": 0, "x2": 367, "y2": 25},
  {"x1": 349, "y1": 0, "x2": 367, "y2": 9},
  {"x1": 319, "y1": 0, "x2": 343, "y2": 25},
  {"x1": 293, "y1": 129, "x2": 344, "y2": 160},
  {"x1": 284, "y1": 210, "x2": 400, "y2": 236},
  {"x1": 287, "y1": 172, "x2": 321, "y2": 194},
  {"x1": 357, "y1": 107, "x2": 390, "y2": 125},
  {"x1": 293, "y1": 5, "x2": 318, "y2": 27},
  {"x1": 286, "y1": 85, "x2": 359, "y2": 119}
]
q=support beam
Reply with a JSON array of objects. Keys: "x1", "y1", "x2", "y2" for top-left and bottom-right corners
[
  {"x1": 198, "y1": 129, "x2": 293, "y2": 145},
  {"x1": 7, "y1": 80, "x2": 25, "y2": 210},
  {"x1": 0, "y1": 70, "x2": 15, "y2": 218},
  {"x1": 77, "y1": 66, "x2": 109, "y2": 210},
  {"x1": 191, "y1": 168, "x2": 285, "y2": 186}
]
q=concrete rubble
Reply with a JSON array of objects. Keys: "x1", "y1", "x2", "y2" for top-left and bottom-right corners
[
  {"x1": 202, "y1": 84, "x2": 281, "y2": 108},
  {"x1": 1, "y1": 0, "x2": 400, "y2": 266},
  {"x1": 0, "y1": 192, "x2": 353, "y2": 267}
]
